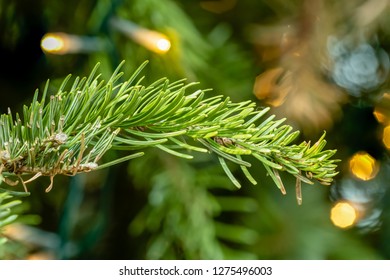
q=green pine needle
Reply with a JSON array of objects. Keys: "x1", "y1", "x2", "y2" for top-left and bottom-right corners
[{"x1": 0, "y1": 192, "x2": 22, "y2": 236}]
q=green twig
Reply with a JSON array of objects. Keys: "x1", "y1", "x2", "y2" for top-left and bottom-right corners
[{"x1": 0, "y1": 61, "x2": 339, "y2": 203}]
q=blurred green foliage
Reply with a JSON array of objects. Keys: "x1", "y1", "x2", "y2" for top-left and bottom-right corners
[{"x1": 1, "y1": 0, "x2": 390, "y2": 260}]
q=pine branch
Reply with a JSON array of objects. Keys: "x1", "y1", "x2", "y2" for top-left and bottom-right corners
[{"x1": 0, "y1": 61, "x2": 339, "y2": 203}]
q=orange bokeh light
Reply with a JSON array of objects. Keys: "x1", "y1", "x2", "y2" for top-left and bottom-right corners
[{"x1": 383, "y1": 125, "x2": 390, "y2": 149}]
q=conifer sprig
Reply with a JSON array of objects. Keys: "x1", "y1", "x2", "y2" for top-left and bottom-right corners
[{"x1": 0, "y1": 61, "x2": 338, "y2": 203}]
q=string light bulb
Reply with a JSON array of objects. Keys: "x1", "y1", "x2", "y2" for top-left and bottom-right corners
[
  {"x1": 330, "y1": 201, "x2": 358, "y2": 229},
  {"x1": 41, "y1": 33, "x2": 66, "y2": 54},
  {"x1": 349, "y1": 151, "x2": 379, "y2": 181},
  {"x1": 110, "y1": 17, "x2": 171, "y2": 54},
  {"x1": 155, "y1": 38, "x2": 171, "y2": 53},
  {"x1": 41, "y1": 33, "x2": 105, "y2": 55}
]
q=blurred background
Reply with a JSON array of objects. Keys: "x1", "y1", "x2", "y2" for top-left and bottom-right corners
[{"x1": 1, "y1": 0, "x2": 390, "y2": 260}]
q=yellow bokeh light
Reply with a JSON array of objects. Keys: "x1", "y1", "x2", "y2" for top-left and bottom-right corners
[
  {"x1": 330, "y1": 201, "x2": 358, "y2": 229},
  {"x1": 134, "y1": 31, "x2": 171, "y2": 54},
  {"x1": 349, "y1": 151, "x2": 379, "y2": 181},
  {"x1": 110, "y1": 18, "x2": 171, "y2": 54},
  {"x1": 41, "y1": 33, "x2": 66, "y2": 54},
  {"x1": 156, "y1": 38, "x2": 171, "y2": 52},
  {"x1": 383, "y1": 125, "x2": 390, "y2": 149}
]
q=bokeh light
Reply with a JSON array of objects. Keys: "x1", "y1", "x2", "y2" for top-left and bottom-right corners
[
  {"x1": 349, "y1": 151, "x2": 379, "y2": 181},
  {"x1": 373, "y1": 109, "x2": 387, "y2": 123},
  {"x1": 41, "y1": 33, "x2": 105, "y2": 55},
  {"x1": 330, "y1": 201, "x2": 358, "y2": 229},
  {"x1": 383, "y1": 125, "x2": 390, "y2": 149},
  {"x1": 155, "y1": 38, "x2": 171, "y2": 53},
  {"x1": 110, "y1": 18, "x2": 171, "y2": 54},
  {"x1": 133, "y1": 31, "x2": 171, "y2": 54},
  {"x1": 328, "y1": 37, "x2": 389, "y2": 97},
  {"x1": 41, "y1": 33, "x2": 65, "y2": 54}
]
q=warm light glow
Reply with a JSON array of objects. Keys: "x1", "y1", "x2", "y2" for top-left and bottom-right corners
[
  {"x1": 349, "y1": 151, "x2": 379, "y2": 181},
  {"x1": 41, "y1": 33, "x2": 65, "y2": 54},
  {"x1": 133, "y1": 30, "x2": 171, "y2": 54},
  {"x1": 383, "y1": 125, "x2": 390, "y2": 149},
  {"x1": 374, "y1": 93, "x2": 390, "y2": 123},
  {"x1": 156, "y1": 38, "x2": 171, "y2": 52},
  {"x1": 330, "y1": 201, "x2": 358, "y2": 228},
  {"x1": 373, "y1": 109, "x2": 387, "y2": 123},
  {"x1": 110, "y1": 18, "x2": 171, "y2": 54},
  {"x1": 41, "y1": 33, "x2": 104, "y2": 55},
  {"x1": 253, "y1": 67, "x2": 288, "y2": 107}
]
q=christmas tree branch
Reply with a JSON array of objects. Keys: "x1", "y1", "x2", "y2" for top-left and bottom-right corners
[{"x1": 0, "y1": 61, "x2": 338, "y2": 203}]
